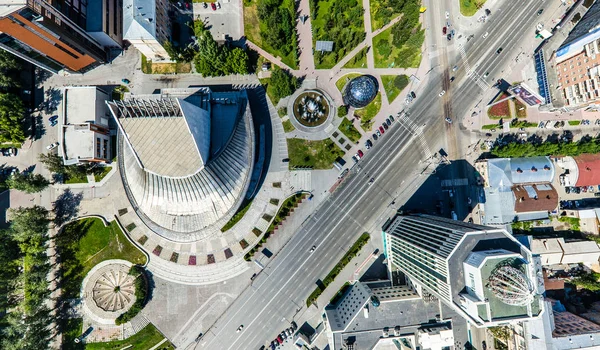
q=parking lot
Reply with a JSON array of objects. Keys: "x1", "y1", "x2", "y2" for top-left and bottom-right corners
[{"x1": 193, "y1": 0, "x2": 242, "y2": 42}]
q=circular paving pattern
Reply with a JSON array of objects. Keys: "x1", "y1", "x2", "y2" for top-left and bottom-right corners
[
  {"x1": 92, "y1": 268, "x2": 135, "y2": 312},
  {"x1": 292, "y1": 90, "x2": 331, "y2": 127},
  {"x1": 82, "y1": 260, "x2": 136, "y2": 324}
]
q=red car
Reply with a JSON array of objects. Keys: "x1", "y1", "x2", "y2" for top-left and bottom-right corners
[
  {"x1": 442, "y1": 26, "x2": 447, "y2": 34},
  {"x1": 379, "y1": 126, "x2": 385, "y2": 134},
  {"x1": 211, "y1": 2, "x2": 216, "y2": 10},
  {"x1": 357, "y1": 150, "x2": 364, "y2": 158},
  {"x1": 276, "y1": 336, "x2": 283, "y2": 344}
]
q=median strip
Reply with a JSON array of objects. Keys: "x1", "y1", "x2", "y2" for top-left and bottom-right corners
[{"x1": 306, "y1": 233, "x2": 370, "y2": 307}]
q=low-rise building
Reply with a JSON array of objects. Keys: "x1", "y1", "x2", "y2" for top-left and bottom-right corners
[
  {"x1": 530, "y1": 237, "x2": 600, "y2": 266},
  {"x1": 59, "y1": 87, "x2": 112, "y2": 165},
  {"x1": 477, "y1": 157, "x2": 558, "y2": 226},
  {"x1": 123, "y1": 0, "x2": 171, "y2": 61},
  {"x1": 526, "y1": 298, "x2": 600, "y2": 349}
]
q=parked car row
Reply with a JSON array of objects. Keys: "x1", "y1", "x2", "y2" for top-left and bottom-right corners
[
  {"x1": 353, "y1": 116, "x2": 396, "y2": 163},
  {"x1": 265, "y1": 322, "x2": 297, "y2": 350},
  {"x1": 560, "y1": 200, "x2": 582, "y2": 209},
  {"x1": 565, "y1": 185, "x2": 599, "y2": 194},
  {"x1": 0, "y1": 148, "x2": 17, "y2": 157}
]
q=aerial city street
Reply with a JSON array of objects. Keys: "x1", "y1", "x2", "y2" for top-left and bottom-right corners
[{"x1": 3, "y1": 0, "x2": 600, "y2": 349}]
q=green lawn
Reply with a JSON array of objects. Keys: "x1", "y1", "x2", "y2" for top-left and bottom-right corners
[
  {"x1": 343, "y1": 47, "x2": 368, "y2": 69},
  {"x1": 287, "y1": 138, "x2": 345, "y2": 169},
  {"x1": 312, "y1": 0, "x2": 366, "y2": 69},
  {"x1": 373, "y1": 18, "x2": 424, "y2": 68},
  {"x1": 369, "y1": 0, "x2": 402, "y2": 31},
  {"x1": 141, "y1": 55, "x2": 191, "y2": 74},
  {"x1": 244, "y1": 0, "x2": 298, "y2": 69},
  {"x1": 460, "y1": 0, "x2": 486, "y2": 16},
  {"x1": 282, "y1": 119, "x2": 295, "y2": 133},
  {"x1": 381, "y1": 75, "x2": 409, "y2": 103},
  {"x1": 355, "y1": 93, "x2": 382, "y2": 131},
  {"x1": 65, "y1": 174, "x2": 89, "y2": 184},
  {"x1": 58, "y1": 218, "x2": 147, "y2": 299},
  {"x1": 336, "y1": 73, "x2": 362, "y2": 92},
  {"x1": 63, "y1": 322, "x2": 174, "y2": 350},
  {"x1": 94, "y1": 167, "x2": 112, "y2": 182},
  {"x1": 338, "y1": 118, "x2": 362, "y2": 143}
]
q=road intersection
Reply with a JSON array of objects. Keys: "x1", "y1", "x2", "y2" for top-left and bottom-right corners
[{"x1": 194, "y1": 0, "x2": 550, "y2": 349}]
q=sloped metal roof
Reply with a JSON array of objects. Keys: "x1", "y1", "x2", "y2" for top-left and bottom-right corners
[{"x1": 123, "y1": 0, "x2": 157, "y2": 41}]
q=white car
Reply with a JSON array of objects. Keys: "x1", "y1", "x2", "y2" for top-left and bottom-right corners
[
  {"x1": 482, "y1": 31, "x2": 489, "y2": 39},
  {"x1": 236, "y1": 325, "x2": 244, "y2": 333},
  {"x1": 445, "y1": 11, "x2": 450, "y2": 19},
  {"x1": 309, "y1": 245, "x2": 316, "y2": 253},
  {"x1": 439, "y1": 90, "x2": 446, "y2": 97},
  {"x1": 445, "y1": 117, "x2": 453, "y2": 124},
  {"x1": 46, "y1": 142, "x2": 59, "y2": 150}
]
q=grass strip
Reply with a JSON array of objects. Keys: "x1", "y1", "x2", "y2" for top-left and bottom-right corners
[{"x1": 306, "y1": 233, "x2": 370, "y2": 307}]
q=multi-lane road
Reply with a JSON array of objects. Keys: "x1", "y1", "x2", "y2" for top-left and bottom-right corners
[{"x1": 194, "y1": 0, "x2": 549, "y2": 349}]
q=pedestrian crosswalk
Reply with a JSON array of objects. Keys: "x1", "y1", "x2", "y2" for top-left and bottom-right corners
[
  {"x1": 458, "y1": 45, "x2": 490, "y2": 91},
  {"x1": 398, "y1": 113, "x2": 433, "y2": 160}
]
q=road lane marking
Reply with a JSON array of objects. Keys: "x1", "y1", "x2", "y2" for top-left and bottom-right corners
[{"x1": 224, "y1": 127, "x2": 419, "y2": 350}]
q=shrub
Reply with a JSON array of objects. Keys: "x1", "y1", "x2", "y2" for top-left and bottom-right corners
[
  {"x1": 338, "y1": 105, "x2": 348, "y2": 118},
  {"x1": 115, "y1": 266, "x2": 149, "y2": 325}
]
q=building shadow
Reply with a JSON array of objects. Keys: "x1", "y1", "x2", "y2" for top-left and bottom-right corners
[{"x1": 400, "y1": 159, "x2": 482, "y2": 222}]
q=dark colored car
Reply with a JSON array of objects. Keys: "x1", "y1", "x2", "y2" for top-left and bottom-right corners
[
  {"x1": 373, "y1": 133, "x2": 378, "y2": 141},
  {"x1": 496, "y1": 47, "x2": 503, "y2": 54},
  {"x1": 379, "y1": 126, "x2": 385, "y2": 134},
  {"x1": 447, "y1": 34, "x2": 452, "y2": 41},
  {"x1": 537, "y1": 9, "x2": 543, "y2": 16},
  {"x1": 410, "y1": 91, "x2": 416, "y2": 98},
  {"x1": 386, "y1": 118, "x2": 392, "y2": 126},
  {"x1": 485, "y1": 9, "x2": 491, "y2": 15},
  {"x1": 49, "y1": 115, "x2": 59, "y2": 122},
  {"x1": 450, "y1": 76, "x2": 455, "y2": 82},
  {"x1": 389, "y1": 115, "x2": 395, "y2": 122},
  {"x1": 383, "y1": 123, "x2": 389, "y2": 130},
  {"x1": 211, "y1": 2, "x2": 216, "y2": 10},
  {"x1": 366, "y1": 139, "x2": 373, "y2": 148},
  {"x1": 442, "y1": 26, "x2": 447, "y2": 34}
]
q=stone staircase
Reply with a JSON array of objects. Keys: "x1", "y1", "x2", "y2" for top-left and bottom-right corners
[{"x1": 123, "y1": 313, "x2": 150, "y2": 339}]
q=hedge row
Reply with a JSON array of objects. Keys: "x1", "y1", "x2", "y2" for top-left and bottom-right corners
[{"x1": 306, "y1": 233, "x2": 370, "y2": 307}]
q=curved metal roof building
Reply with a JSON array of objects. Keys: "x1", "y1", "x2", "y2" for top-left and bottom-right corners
[
  {"x1": 108, "y1": 88, "x2": 255, "y2": 242},
  {"x1": 342, "y1": 75, "x2": 379, "y2": 109}
]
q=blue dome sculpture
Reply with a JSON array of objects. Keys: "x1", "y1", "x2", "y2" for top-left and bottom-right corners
[{"x1": 342, "y1": 75, "x2": 379, "y2": 109}]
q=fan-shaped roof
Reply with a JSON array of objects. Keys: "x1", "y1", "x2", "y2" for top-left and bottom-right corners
[{"x1": 111, "y1": 89, "x2": 255, "y2": 241}]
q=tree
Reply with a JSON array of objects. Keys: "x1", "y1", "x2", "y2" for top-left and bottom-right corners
[
  {"x1": 6, "y1": 173, "x2": 49, "y2": 193},
  {"x1": 38, "y1": 153, "x2": 65, "y2": 174},
  {"x1": 0, "y1": 51, "x2": 20, "y2": 72},
  {"x1": 225, "y1": 47, "x2": 249, "y2": 75},
  {"x1": 9, "y1": 206, "x2": 50, "y2": 251},
  {"x1": 0, "y1": 93, "x2": 25, "y2": 144},
  {"x1": 193, "y1": 21, "x2": 249, "y2": 76},
  {"x1": 269, "y1": 67, "x2": 298, "y2": 100}
]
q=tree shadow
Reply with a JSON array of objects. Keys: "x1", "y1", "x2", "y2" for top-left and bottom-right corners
[
  {"x1": 52, "y1": 189, "x2": 83, "y2": 227},
  {"x1": 43, "y1": 87, "x2": 62, "y2": 114},
  {"x1": 32, "y1": 114, "x2": 45, "y2": 141},
  {"x1": 34, "y1": 68, "x2": 51, "y2": 87}
]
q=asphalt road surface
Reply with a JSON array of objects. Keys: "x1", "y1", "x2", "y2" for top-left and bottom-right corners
[{"x1": 194, "y1": 0, "x2": 548, "y2": 349}]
